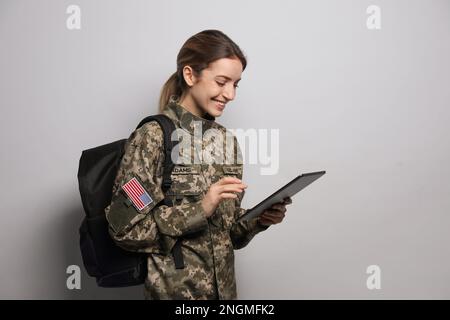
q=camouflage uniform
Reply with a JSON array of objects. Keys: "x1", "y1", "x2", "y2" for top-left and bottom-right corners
[{"x1": 105, "y1": 99, "x2": 269, "y2": 300}]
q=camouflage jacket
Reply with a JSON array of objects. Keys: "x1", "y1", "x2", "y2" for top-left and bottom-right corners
[{"x1": 105, "y1": 100, "x2": 269, "y2": 300}]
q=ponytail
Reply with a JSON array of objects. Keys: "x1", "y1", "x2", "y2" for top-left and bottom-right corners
[{"x1": 158, "y1": 71, "x2": 182, "y2": 113}]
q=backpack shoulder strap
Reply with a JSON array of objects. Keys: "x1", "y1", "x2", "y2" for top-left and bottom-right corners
[
  {"x1": 135, "y1": 114, "x2": 176, "y2": 194},
  {"x1": 136, "y1": 115, "x2": 185, "y2": 269}
]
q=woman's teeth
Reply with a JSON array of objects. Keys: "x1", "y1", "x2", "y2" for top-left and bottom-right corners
[{"x1": 213, "y1": 99, "x2": 225, "y2": 106}]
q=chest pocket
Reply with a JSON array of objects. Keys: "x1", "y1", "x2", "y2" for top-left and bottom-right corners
[{"x1": 167, "y1": 164, "x2": 204, "y2": 205}]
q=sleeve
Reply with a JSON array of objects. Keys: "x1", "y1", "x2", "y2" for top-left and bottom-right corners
[
  {"x1": 105, "y1": 121, "x2": 208, "y2": 255},
  {"x1": 228, "y1": 135, "x2": 270, "y2": 250},
  {"x1": 229, "y1": 195, "x2": 270, "y2": 250}
]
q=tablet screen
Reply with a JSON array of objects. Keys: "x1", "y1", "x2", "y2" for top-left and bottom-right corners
[{"x1": 236, "y1": 171, "x2": 326, "y2": 223}]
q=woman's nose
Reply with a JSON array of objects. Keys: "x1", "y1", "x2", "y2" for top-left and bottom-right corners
[{"x1": 222, "y1": 85, "x2": 235, "y2": 101}]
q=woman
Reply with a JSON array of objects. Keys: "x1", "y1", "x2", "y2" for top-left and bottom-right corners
[{"x1": 105, "y1": 29, "x2": 292, "y2": 300}]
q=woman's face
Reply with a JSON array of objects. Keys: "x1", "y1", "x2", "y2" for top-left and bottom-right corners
[{"x1": 180, "y1": 57, "x2": 243, "y2": 118}]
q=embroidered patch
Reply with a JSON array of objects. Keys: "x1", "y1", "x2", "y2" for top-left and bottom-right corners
[
  {"x1": 223, "y1": 166, "x2": 241, "y2": 175},
  {"x1": 172, "y1": 165, "x2": 199, "y2": 175},
  {"x1": 121, "y1": 177, "x2": 153, "y2": 211}
]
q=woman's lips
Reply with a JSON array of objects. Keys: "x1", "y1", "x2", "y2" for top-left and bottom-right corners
[{"x1": 212, "y1": 99, "x2": 225, "y2": 111}]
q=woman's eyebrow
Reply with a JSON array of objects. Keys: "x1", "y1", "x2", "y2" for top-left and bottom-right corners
[{"x1": 216, "y1": 75, "x2": 241, "y2": 82}]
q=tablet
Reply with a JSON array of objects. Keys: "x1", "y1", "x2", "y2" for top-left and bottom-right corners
[{"x1": 236, "y1": 171, "x2": 326, "y2": 223}]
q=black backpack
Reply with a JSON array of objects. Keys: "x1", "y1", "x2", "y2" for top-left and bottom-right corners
[{"x1": 77, "y1": 114, "x2": 181, "y2": 287}]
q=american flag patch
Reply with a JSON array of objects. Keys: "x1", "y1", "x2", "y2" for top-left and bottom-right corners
[{"x1": 121, "y1": 177, "x2": 153, "y2": 211}]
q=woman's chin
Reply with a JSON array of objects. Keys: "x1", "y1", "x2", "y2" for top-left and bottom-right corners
[{"x1": 207, "y1": 108, "x2": 224, "y2": 118}]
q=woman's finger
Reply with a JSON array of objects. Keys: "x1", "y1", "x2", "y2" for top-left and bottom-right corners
[
  {"x1": 271, "y1": 204, "x2": 287, "y2": 212},
  {"x1": 260, "y1": 215, "x2": 282, "y2": 224},
  {"x1": 220, "y1": 193, "x2": 238, "y2": 199},
  {"x1": 219, "y1": 184, "x2": 246, "y2": 194},
  {"x1": 217, "y1": 177, "x2": 242, "y2": 185},
  {"x1": 261, "y1": 210, "x2": 285, "y2": 219}
]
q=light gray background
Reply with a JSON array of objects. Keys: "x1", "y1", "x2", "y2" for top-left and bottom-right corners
[{"x1": 0, "y1": 0, "x2": 449, "y2": 299}]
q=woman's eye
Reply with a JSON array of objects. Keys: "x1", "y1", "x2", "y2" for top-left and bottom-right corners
[{"x1": 216, "y1": 81, "x2": 239, "y2": 88}]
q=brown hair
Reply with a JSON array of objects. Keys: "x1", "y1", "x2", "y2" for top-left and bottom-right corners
[{"x1": 158, "y1": 29, "x2": 247, "y2": 112}]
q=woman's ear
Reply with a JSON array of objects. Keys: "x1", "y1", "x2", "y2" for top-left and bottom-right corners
[{"x1": 182, "y1": 65, "x2": 197, "y2": 87}]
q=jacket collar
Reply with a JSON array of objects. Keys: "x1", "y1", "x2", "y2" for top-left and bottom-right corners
[{"x1": 162, "y1": 98, "x2": 226, "y2": 135}]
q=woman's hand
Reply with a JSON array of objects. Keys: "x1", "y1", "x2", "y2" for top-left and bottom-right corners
[
  {"x1": 258, "y1": 197, "x2": 292, "y2": 226},
  {"x1": 201, "y1": 177, "x2": 247, "y2": 218}
]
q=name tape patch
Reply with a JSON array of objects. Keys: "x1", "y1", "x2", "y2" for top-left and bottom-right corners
[
  {"x1": 223, "y1": 166, "x2": 241, "y2": 175},
  {"x1": 172, "y1": 166, "x2": 199, "y2": 175}
]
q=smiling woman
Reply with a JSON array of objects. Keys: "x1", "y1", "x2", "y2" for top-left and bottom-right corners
[
  {"x1": 105, "y1": 29, "x2": 291, "y2": 300},
  {"x1": 158, "y1": 30, "x2": 246, "y2": 118},
  {"x1": 178, "y1": 57, "x2": 243, "y2": 117}
]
